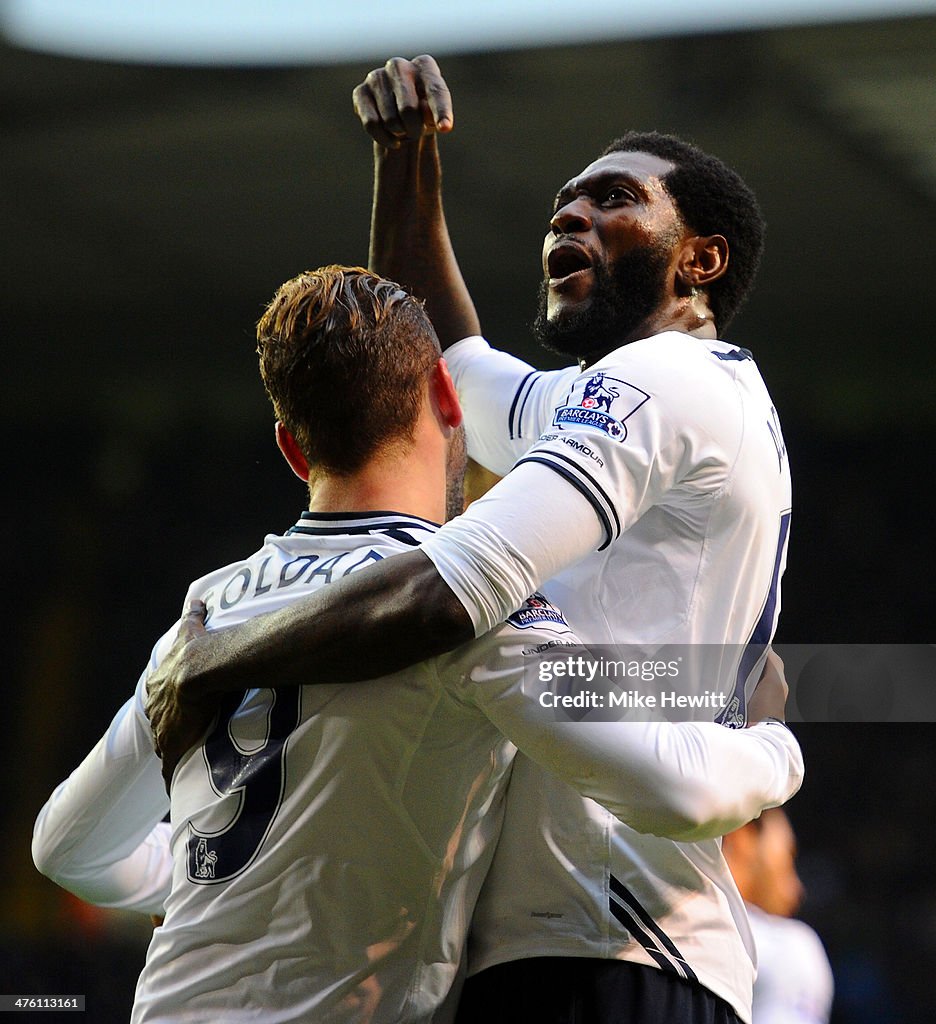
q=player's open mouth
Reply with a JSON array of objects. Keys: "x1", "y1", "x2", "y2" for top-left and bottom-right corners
[{"x1": 546, "y1": 243, "x2": 593, "y2": 285}]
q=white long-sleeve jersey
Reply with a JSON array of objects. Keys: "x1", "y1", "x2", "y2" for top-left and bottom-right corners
[
  {"x1": 33, "y1": 509, "x2": 801, "y2": 1023},
  {"x1": 421, "y1": 332, "x2": 796, "y2": 1022}
]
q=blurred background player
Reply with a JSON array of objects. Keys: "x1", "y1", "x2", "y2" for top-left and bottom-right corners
[{"x1": 723, "y1": 809, "x2": 834, "y2": 1024}]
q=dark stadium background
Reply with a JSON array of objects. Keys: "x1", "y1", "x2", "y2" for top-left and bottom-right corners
[{"x1": 3, "y1": 15, "x2": 935, "y2": 1022}]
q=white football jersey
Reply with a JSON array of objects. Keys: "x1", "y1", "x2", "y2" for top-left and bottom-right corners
[
  {"x1": 747, "y1": 906, "x2": 834, "y2": 1023},
  {"x1": 423, "y1": 332, "x2": 794, "y2": 1022},
  {"x1": 131, "y1": 511, "x2": 563, "y2": 1024}
]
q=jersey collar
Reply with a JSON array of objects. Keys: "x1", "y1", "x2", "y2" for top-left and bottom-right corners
[{"x1": 287, "y1": 509, "x2": 441, "y2": 545}]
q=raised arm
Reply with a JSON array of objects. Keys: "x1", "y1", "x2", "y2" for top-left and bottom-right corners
[{"x1": 354, "y1": 55, "x2": 480, "y2": 349}]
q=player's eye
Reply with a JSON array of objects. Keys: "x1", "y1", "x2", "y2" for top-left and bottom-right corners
[{"x1": 602, "y1": 187, "x2": 633, "y2": 205}]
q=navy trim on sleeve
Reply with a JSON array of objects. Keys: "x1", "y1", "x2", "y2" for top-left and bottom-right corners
[
  {"x1": 516, "y1": 455, "x2": 614, "y2": 551},
  {"x1": 518, "y1": 449, "x2": 622, "y2": 539},
  {"x1": 514, "y1": 373, "x2": 542, "y2": 441},
  {"x1": 508, "y1": 372, "x2": 539, "y2": 441}
]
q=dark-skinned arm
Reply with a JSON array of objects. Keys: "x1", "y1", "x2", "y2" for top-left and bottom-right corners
[
  {"x1": 354, "y1": 55, "x2": 481, "y2": 350},
  {"x1": 146, "y1": 550, "x2": 471, "y2": 784}
]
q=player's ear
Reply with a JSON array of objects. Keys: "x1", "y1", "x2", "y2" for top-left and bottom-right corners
[
  {"x1": 431, "y1": 358, "x2": 463, "y2": 431},
  {"x1": 275, "y1": 421, "x2": 311, "y2": 482},
  {"x1": 677, "y1": 234, "x2": 729, "y2": 291}
]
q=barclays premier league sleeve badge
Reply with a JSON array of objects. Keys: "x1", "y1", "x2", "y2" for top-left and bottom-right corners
[{"x1": 552, "y1": 372, "x2": 650, "y2": 442}]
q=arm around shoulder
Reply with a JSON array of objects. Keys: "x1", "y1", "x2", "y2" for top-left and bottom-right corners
[{"x1": 171, "y1": 549, "x2": 473, "y2": 697}]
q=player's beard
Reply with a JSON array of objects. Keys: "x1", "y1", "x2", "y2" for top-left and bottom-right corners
[
  {"x1": 533, "y1": 242, "x2": 672, "y2": 361},
  {"x1": 445, "y1": 424, "x2": 468, "y2": 522}
]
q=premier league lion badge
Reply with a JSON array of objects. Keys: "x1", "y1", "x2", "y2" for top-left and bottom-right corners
[{"x1": 552, "y1": 372, "x2": 650, "y2": 442}]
